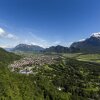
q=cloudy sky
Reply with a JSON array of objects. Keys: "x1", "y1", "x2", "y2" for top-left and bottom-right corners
[{"x1": 0, "y1": 0, "x2": 100, "y2": 48}]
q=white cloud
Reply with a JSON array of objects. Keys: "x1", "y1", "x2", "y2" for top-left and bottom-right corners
[
  {"x1": 21, "y1": 32, "x2": 67, "y2": 48},
  {"x1": 0, "y1": 27, "x2": 18, "y2": 40},
  {"x1": 0, "y1": 28, "x2": 6, "y2": 36},
  {"x1": 0, "y1": 28, "x2": 68, "y2": 48},
  {"x1": 26, "y1": 32, "x2": 51, "y2": 48},
  {"x1": 6, "y1": 33, "x2": 18, "y2": 40},
  {"x1": 53, "y1": 41, "x2": 61, "y2": 45},
  {"x1": 18, "y1": 32, "x2": 57, "y2": 48},
  {"x1": 0, "y1": 28, "x2": 5, "y2": 33}
]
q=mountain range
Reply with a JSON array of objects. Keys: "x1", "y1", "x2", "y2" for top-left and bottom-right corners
[
  {"x1": 71, "y1": 32, "x2": 100, "y2": 53},
  {"x1": 11, "y1": 44, "x2": 44, "y2": 52},
  {"x1": 43, "y1": 45, "x2": 69, "y2": 53},
  {"x1": 43, "y1": 32, "x2": 100, "y2": 53},
  {"x1": 4, "y1": 32, "x2": 100, "y2": 53}
]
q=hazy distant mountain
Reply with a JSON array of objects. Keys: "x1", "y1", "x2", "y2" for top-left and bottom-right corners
[
  {"x1": 43, "y1": 45, "x2": 69, "y2": 53},
  {"x1": 12, "y1": 44, "x2": 44, "y2": 52},
  {"x1": 4, "y1": 48, "x2": 13, "y2": 52},
  {"x1": 70, "y1": 32, "x2": 100, "y2": 53}
]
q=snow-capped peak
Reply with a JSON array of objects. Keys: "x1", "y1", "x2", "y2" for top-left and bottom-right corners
[{"x1": 91, "y1": 32, "x2": 100, "y2": 38}]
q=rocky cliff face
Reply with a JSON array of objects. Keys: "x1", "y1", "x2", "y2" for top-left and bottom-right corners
[{"x1": 70, "y1": 32, "x2": 100, "y2": 53}]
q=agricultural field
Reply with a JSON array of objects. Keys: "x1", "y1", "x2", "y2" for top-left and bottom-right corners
[{"x1": 63, "y1": 53, "x2": 100, "y2": 63}]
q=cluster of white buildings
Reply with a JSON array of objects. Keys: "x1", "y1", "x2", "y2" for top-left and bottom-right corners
[{"x1": 9, "y1": 55, "x2": 60, "y2": 74}]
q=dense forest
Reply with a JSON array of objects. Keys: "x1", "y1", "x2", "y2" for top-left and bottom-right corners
[{"x1": 0, "y1": 48, "x2": 100, "y2": 100}]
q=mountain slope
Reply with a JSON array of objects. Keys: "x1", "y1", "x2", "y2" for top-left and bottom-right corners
[
  {"x1": 43, "y1": 45, "x2": 69, "y2": 53},
  {"x1": 70, "y1": 32, "x2": 100, "y2": 53},
  {"x1": 0, "y1": 47, "x2": 20, "y2": 63},
  {"x1": 12, "y1": 44, "x2": 44, "y2": 52}
]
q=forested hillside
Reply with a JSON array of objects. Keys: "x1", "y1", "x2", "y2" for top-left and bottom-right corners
[{"x1": 0, "y1": 48, "x2": 100, "y2": 100}]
